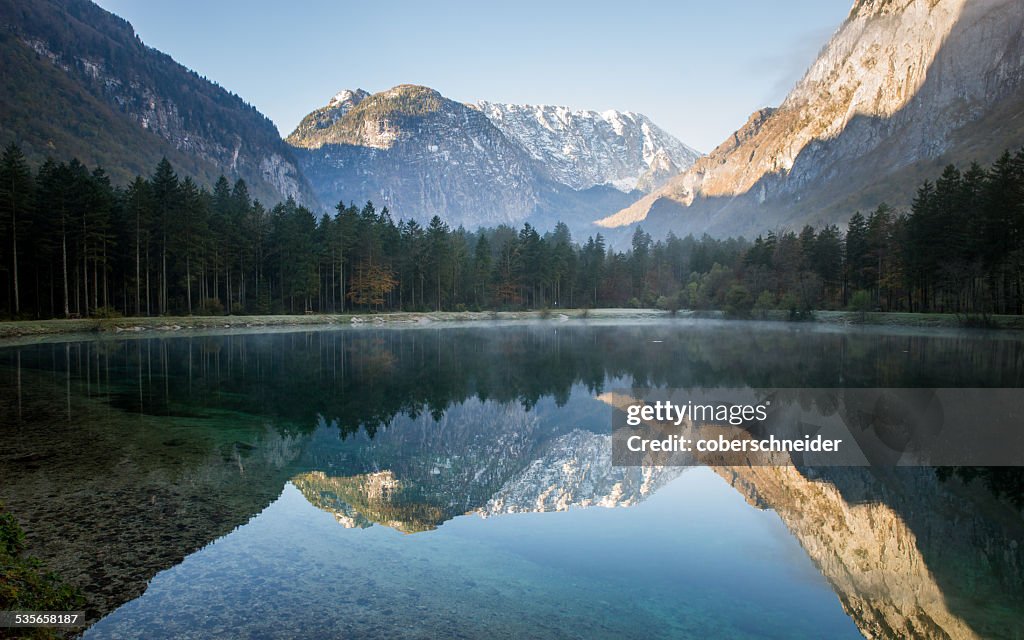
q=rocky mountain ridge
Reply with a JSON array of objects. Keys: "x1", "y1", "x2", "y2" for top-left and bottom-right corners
[
  {"x1": 285, "y1": 84, "x2": 697, "y2": 230},
  {"x1": 286, "y1": 84, "x2": 546, "y2": 227},
  {"x1": 286, "y1": 88, "x2": 371, "y2": 146},
  {"x1": 474, "y1": 101, "x2": 700, "y2": 193}
]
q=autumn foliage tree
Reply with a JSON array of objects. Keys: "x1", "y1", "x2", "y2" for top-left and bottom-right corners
[{"x1": 348, "y1": 260, "x2": 397, "y2": 309}]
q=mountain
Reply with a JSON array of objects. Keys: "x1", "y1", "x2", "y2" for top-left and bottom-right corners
[
  {"x1": 474, "y1": 102, "x2": 700, "y2": 193},
  {"x1": 0, "y1": 0, "x2": 316, "y2": 205},
  {"x1": 286, "y1": 84, "x2": 697, "y2": 231},
  {"x1": 598, "y1": 0, "x2": 1024, "y2": 239},
  {"x1": 286, "y1": 84, "x2": 545, "y2": 228}
]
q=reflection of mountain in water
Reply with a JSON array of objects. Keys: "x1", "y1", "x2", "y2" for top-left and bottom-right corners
[
  {"x1": 290, "y1": 398, "x2": 1024, "y2": 638},
  {"x1": 294, "y1": 471, "x2": 438, "y2": 533},
  {"x1": 291, "y1": 401, "x2": 682, "y2": 532},
  {"x1": 288, "y1": 389, "x2": 1024, "y2": 639},
  {"x1": 292, "y1": 389, "x2": 1024, "y2": 638},
  {"x1": 717, "y1": 466, "x2": 1023, "y2": 639},
  {"x1": 480, "y1": 430, "x2": 682, "y2": 516},
  {"x1": 599, "y1": 390, "x2": 1023, "y2": 639}
]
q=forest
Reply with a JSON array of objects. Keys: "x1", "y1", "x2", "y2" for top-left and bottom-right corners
[{"x1": 0, "y1": 143, "x2": 1022, "y2": 320}]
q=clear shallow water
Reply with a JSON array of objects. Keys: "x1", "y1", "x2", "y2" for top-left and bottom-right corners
[
  {"x1": 85, "y1": 471, "x2": 861, "y2": 640},
  {"x1": 1, "y1": 320, "x2": 1022, "y2": 639}
]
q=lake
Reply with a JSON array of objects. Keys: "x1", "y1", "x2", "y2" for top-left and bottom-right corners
[{"x1": 1, "y1": 319, "x2": 1022, "y2": 639}]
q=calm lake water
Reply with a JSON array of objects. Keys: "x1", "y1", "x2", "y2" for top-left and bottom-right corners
[{"x1": 0, "y1": 319, "x2": 1022, "y2": 639}]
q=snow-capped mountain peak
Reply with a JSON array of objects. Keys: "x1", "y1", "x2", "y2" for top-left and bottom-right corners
[
  {"x1": 286, "y1": 88, "x2": 370, "y2": 145},
  {"x1": 327, "y1": 88, "x2": 369, "y2": 110},
  {"x1": 475, "y1": 101, "x2": 701, "y2": 193}
]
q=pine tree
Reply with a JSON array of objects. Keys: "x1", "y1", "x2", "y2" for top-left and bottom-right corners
[
  {"x1": 124, "y1": 177, "x2": 152, "y2": 316},
  {"x1": 472, "y1": 234, "x2": 492, "y2": 308},
  {"x1": 150, "y1": 158, "x2": 179, "y2": 315},
  {"x1": 179, "y1": 177, "x2": 209, "y2": 315},
  {"x1": 427, "y1": 215, "x2": 451, "y2": 311},
  {"x1": 0, "y1": 144, "x2": 33, "y2": 316},
  {"x1": 845, "y1": 211, "x2": 869, "y2": 302}
]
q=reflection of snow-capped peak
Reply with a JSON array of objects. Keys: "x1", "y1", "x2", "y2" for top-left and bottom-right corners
[
  {"x1": 476, "y1": 101, "x2": 701, "y2": 193},
  {"x1": 478, "y1": 429, "x2": 685, "y2": 516}
]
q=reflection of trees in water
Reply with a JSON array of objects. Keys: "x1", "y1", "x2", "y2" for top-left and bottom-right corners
[
  {"x1": 0, "y1": 367, "x2": 305, "y2": 624},
  {"x1": 6, "y1": 323, "x2": 1022, "y2": 440},
  {"x1": 936, "y1": 467, "x2": 1024, "y2": 507},
  {"x1": 5, "y1": 325, "x2": 1023, "y2": 508}
]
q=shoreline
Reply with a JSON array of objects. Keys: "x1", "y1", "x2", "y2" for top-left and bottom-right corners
[
  {"x1": 1, "y1": 308, "x2": 1024, "y2": 342},
  {"x1": 0, "y1": 309, "x2": 659, "y2": 340}
]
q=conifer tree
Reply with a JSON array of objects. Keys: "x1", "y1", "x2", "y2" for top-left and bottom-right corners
[{"x1": 0, "y1": 144, "x2": 33, "y2": 315}]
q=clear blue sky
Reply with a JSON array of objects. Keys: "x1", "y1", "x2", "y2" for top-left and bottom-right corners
[{"x1": 93, "y1": 0, "x2": 853, "y2": 152}]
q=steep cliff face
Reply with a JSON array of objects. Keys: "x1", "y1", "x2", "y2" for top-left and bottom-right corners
[
  {"x1": 0, "y1": 0, "x2": 317, "y2": 205},
  {"x1": 600, "y1": 0, "x2": 1024, "y2": 238},
  {"x1": 475, "y1": 102, "x2": 700, "y2": 193}
]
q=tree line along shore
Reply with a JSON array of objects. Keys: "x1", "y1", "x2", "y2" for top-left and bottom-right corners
[{"x1": 1, "y1": 143, "x2": 1023, "y2": 323}]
